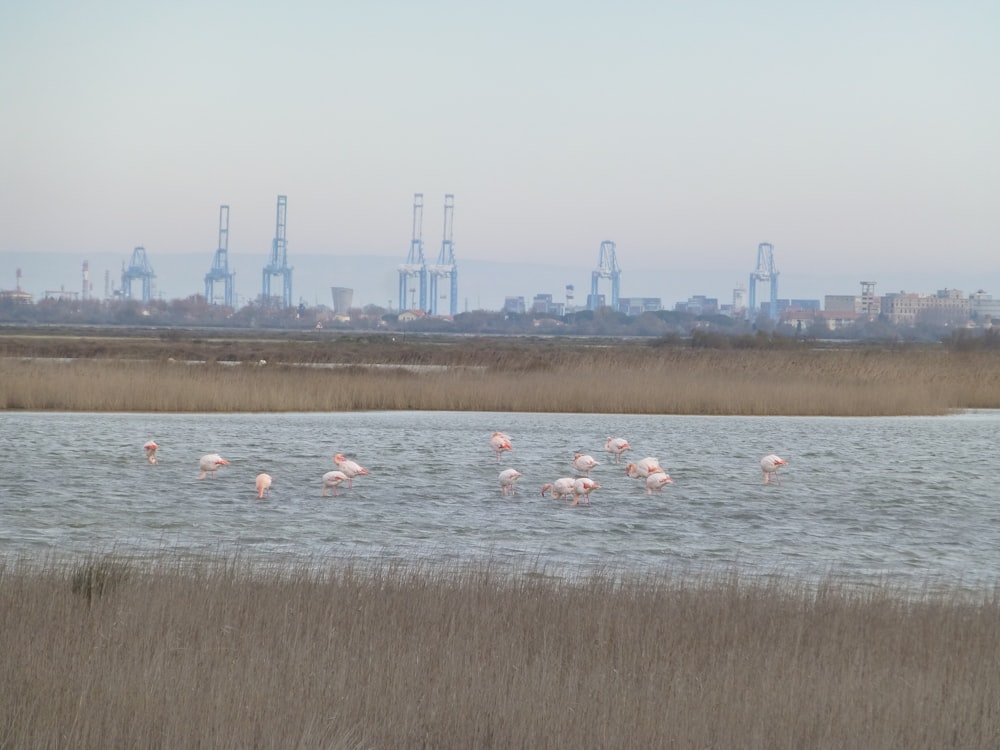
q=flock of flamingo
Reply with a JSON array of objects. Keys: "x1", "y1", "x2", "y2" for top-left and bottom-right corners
[
  {"x1": 491, "y1": 432, "x2": 786, "y2": 506},
  {"x1": 140, "y1": 436, "x2": 788, "y2": 505}
]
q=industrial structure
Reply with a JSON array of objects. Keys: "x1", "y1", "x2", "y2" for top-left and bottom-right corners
[
  {"x1": 121, "y1": 246, "x2": 155, "y2": 303},
  {"x1": 262, "y1": 195, "x2": 292, "y2": 308},
  {"x1": 82, "y1": 261, "x2": 91, "y2": 300},
  {"x1": 428, "y1": 194, "x2": 458, "y2": 316},
  {"x1": 588, "y1": 240, "x2": 621, "y2": 310},
  {"x1": 205, "y1": 205, "x2": 235, "y2": 307},
  {"x1": 398, "y1": 193, "x2": 427, "y2": 312},
  {"x1": 330, "y1": 287, "x2": 354, "y2": 315},
  {"x1": 748, "y1": 242, "x2": 779, "y2": 320}
]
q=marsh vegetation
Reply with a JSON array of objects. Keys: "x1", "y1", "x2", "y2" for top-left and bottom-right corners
[
  {"x1": 3, "y1": 555, "x2": 999, "y2": 749},
  {"x1": 3, "y1": 330, "x2": 1000, "y2": 414}
]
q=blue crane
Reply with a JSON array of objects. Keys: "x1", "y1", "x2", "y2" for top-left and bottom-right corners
[
  {"x1": 588, "y1": 240, "x2": 621, "y2": 311},
  {"x1": 428, "y1": 194, "x2": 458, "y2": 316},
  {"x1": 121, "y1": 246, "x2": 155, "y2": 303},
  {"x1": 748, "y1": 242, "x2": 779, "y2": 320},
  {"x1": 262, "y1": 195, "x2": 292, "y2": 308},
  {"x1": 398, "y1": 193, "x2": 427, "y2": 311},
  {"x1": 204, "y1": 205, "x2": 235, "y2": 307}
]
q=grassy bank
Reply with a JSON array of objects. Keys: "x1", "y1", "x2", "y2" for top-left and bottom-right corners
[
  {"x1": 2, "y1": 555, "x2": 998, "y2": 749},
  {"x1": 4, "y1": 342, "x2": 1000, "y2": 414}
]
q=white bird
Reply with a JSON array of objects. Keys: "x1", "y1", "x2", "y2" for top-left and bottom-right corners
[
  {"x1": 625, "y1": 457, "x2": 663, "y2": 479},
  {"x1": 143, "y1": 440, "x2": 159, "y2": 465},
  {"x1": 322, "y1": 470, "x2": 349, "y2": 497},
  {"x1": 255, "y1": 473, "x2": 272, "y2": 499},
  {"x1": 571, "y1": 477, "x2": 600, "y2": 506},
  {"x1": 645, "y1": 471, "x2": 673, "y2": 495},
  {"x1": 490, "y1": 432, "x2": 512, "y2": 461},
  {"x1": 198, "y1": 453, "x2": 230, "y2": 480},
  {"x1": 541, "y1": 477, "x2": 576, "y2": 502},
  {"x1": 604, "y1": 436, "x2": 631, "y2": 463},
  {"x1": 333, "y1": 454, "x2": 370, "y2": 488},
  {"x1": 498, "y1": 468, "x2": 523, "y2": 497},
  {"x1": 572, "y1": 453, "x2": 599, "y2": 475},
  {"x1": 761, "y1": 454, "x2": 788, "y2": 485}
]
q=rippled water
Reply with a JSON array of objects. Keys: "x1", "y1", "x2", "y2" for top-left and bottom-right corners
[{"x1": 2, "y1": 410, "x2": 999, "y2": 588}]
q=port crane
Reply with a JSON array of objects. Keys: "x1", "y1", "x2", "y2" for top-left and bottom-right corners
[
  {"x1": 121, "y1": 246, "x2": 155, "y2": 303},
  {"x1": 748, "y1": 242, "x2": 779, "y2": 320},
  {"x1": 204, "y1": 205, "x2": 235, "y2": 307},
  {"x1": 262, "y1": 195, "x2": 292, "y2": 308},
  {"x1": 398, "y1": 193, "x2": 427, "y2": 311},
  {"x1": 428, "y1": 194, "x2": 458, "y2": 316},
  {"x1": 588, "y1": 240, "x2": 621, "y2": 310}
]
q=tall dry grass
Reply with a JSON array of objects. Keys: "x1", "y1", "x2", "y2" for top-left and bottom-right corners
[
  {"x1": 4, "y1": 346, "x2": 1000, "y2": 414},
  {"x1": 2, "y1": 555, "x2": 999, "y2": 749}
]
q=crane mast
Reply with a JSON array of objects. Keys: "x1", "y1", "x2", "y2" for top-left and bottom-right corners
[
  {"x1": 428, "y1": 194, "x2": 457, "y2": 316},
  {"x1": 398, "y1": 193, "x2": 427, "y2": 311},
  {"x1": 748, "y1": 242, "x2": 779, "y2": 320},
  {"x1": 262, "y1": 195, "x2": 293, "y2": 308},
  {"x1": 205, "y1": 205, "x2": 235, "y2": 307},
  {"x1": 588, "y1": 240, "x2": 621, "y2": 310}
]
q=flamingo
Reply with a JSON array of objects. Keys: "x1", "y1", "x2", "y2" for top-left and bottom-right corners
[
  {"x1": 625, "y1": 457, "x2": 663, "y2": 479},
  {"x1": 255, "y1": 473, "x2": 272, "y2": 499},
  {"x1": 322, "y1": 470, "x2": 349, "y2": 497},
  {"x1": 572, "y1": 453, "x2": 599, "y2": 475},
  {"x1": 198, "y1": 453, "x2": 230, "y2": 479},
  {"x1": 333, "y1": 454, "x2": 370, "y2": 488},
  {"x1": 761, "y1": 454, "x2": 788, "y2": 485},
  {"x1": 490, "y1": 432, "x2": 512, "y2": 461},
  {"x1": 604, "y1": 437, "x2": 631, "y2": 464},
  {"x1": 570, "y1": 477, "x2": 600, "y2": 506},
  {"x1": 143, "y1": 440, "x2": 159, "y2": 465},
  {"x1": 499, "y1": 468, "x2": 523, "y2": 497},
  {"x1": 645, "y1": 471, "x2": 673, "y2": 495},
  {"x1": 541, "y1": 477, "x2": 576, "y2": 502}
]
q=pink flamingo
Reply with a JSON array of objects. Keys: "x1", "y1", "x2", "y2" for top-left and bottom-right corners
[
  {"x1": 761, "y1": 454, "x2": 788, "y2": 485},
  {"x1": 570, "y1": 477, "x2": 600, "y2": 506},
  {"x1": 255, "y1": 473, "x2": 272, "y2": 499},
  {"x1": 499, "y1": 468, "x2": 523, "y2": 497},
  {"x1": 625, "y1": 457, "x2": 663, "y2": 479},
  {"x1": 198, "y1": 453, "x2": 230, "y2": 480},
  {"x1": 645, "y1": 471, "x2": 673, "y2": 495},
  {"x1": 604, "y1": 437, "x2": 631, "y2": 464},
  {"x1": 143, "y1": 440, "x2": 159, "y2": 465},
  {"x1": 333, "y1": 454, "x2": 370, "y2": 488},
  {"x1": 322, "y1": 470, "x2": 349, "y2": 497},
  {"x1": 572, "y1": 453, "x2": 599, "y2": 475},
  {"x1": 541, "y1": 478, "x2": 576, "y2": 501},
  {"x1": 490, "y1": 432, "x2": 512, "y2": 461}
]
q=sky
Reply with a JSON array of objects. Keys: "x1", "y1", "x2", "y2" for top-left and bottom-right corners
[{"x1": 1, "y1": 1, "x2": 998, "y2": 306}]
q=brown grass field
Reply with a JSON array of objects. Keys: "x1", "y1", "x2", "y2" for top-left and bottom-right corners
[
  {"x1": 3, "y1": 555, "x2": 999, "y2": 749},
  {"x1": 4, "y1": 329, "x2": 1000, "y2": 747},
  {"x1": 3, "y1": 329, "x2": 1000, "y2": 414}
]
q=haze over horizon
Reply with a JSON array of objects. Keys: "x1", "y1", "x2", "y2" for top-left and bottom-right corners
[{"x1": 2, "y1": 1, "x2": 997, "y2": 304}]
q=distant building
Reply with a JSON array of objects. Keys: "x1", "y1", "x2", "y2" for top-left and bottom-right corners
[
  {"x1": 531, "y1": 293, "x2": 565, "y2": 317},
  {"x1": 825, "y1": 295, "x2": 860, "y2": 313},
  {"x1": 504, "y1": 296, "x2": 526, "y2": 315},
  {"x1": 617, "y1": 297, "x2": 662, "y2": 315},
  {"x1": 675, "y1": 295, "x2": 718, "y2": 315},
  {"x1": 969, "y1": 290, "x2": 1000, "y2": 324},
  {"x1": 882, "y1": 289, "x2": 969, "y2": 325}
]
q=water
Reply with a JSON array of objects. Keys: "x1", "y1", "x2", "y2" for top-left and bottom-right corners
[{"x1": 2, "y1": 410, "x2": 999, "y2": 589}]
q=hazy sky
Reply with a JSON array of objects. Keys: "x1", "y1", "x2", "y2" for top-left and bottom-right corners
[{"x1": 2, "y1": 1, "x2": 997, "y2": 284}]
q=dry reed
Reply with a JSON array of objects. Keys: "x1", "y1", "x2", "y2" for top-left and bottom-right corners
[
  {"x1": 2, "y1": 554, "x2": 998, "y2": 749},
  {"x1": 4, "y1": 345, "x2": 1000, "y2": 414}
]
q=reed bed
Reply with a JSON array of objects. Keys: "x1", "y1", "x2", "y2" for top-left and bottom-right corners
[
  {"x1": 2, "y1": 554, "x2": 998, "y2": 749},
  {"x1": 4, "y1": 345, "x2": 1000, "y2": 414}
]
